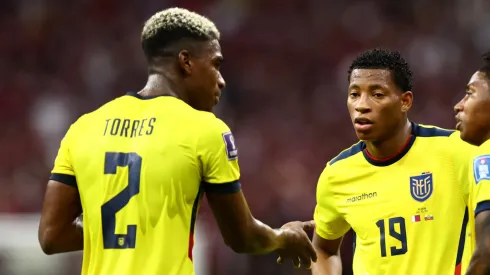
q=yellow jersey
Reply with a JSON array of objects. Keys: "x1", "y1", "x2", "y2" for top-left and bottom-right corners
[
  {"x1": 49, "y1": 92, "x2": 241, "y2": 275},
  {"x1": 314, "y1": 123, "x2": 473, "y2": 275},
  {"x1": 461, "y1": 139, "x2": 490, "y2": 274}
]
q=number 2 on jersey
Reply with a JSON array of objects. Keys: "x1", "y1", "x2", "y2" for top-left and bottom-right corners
[
  {"x1": 101, "y1": 152, "x2": 142, "y2": 249},
  {"x1": 376, "y1": 217, "x2": 408, "y2": 257}
]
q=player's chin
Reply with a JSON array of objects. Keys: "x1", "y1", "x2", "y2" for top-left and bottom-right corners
[
  {"x1": 354, "y1": 131, "x2": 375, "y2": 141},
  {"x1": 353, "y1": 126, "x2": 376, "y2": 140},
  {"x1": 460, "y1": 130, "x2": 482, "y2": 146}
]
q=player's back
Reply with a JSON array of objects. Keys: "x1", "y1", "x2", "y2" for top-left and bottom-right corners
[
  {"x1": 68, "y1": 92, "x2": 220, "y2": 275},
  {"x1": 315, "y1": 123, "x2": 473, "y2": 275}
]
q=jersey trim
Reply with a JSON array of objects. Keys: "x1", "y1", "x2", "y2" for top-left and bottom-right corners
[
  {"x1": 329, "y1": 143, "x2": 363, "y2": 166},
  {"x1": 188, "y1": 185, "x2": 204, "y2": 261},
  {"x1": 49, "y1": 173, "x2": 77, "y2": 187},
  {"x1": 475, "y1": 200, "x2": 490, "y2": 216},
  {"x1": 125, "y1": 91, "x2": 173, "y2": 100},
  {"x1": 362, "y1": 134, "x2": 416, "y2": 167},
  {"x1": 455, "y1": 208, "x2": 469, "y2": 271},
  {"x1": 202, "y1": 180, "x2": 241, "y2": 194},
  {"x1": 413, "y1": 124, "x2": 454, "y2": 137}
]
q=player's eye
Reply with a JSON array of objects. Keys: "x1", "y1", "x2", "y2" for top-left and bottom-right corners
[
  {"x1": 349, "y1": 91, "x2": 359, "y2": 97},
  {"x1": 373, "y1": 93, "x2": 384, "y2": 98}
]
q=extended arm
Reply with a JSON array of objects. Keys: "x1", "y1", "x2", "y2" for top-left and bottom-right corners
[
  {"x1": 311, "y1": 232, "x2": 343, "y2": 275},
  {"x1": 206, "y1": 189, "x2": 282, "y2": 254},
  {"x1": 206, "y1": 188, "x2": 316, "y2": 268},
  {"x1": 201, "y1": 120, "x2": 315, "y2": 267}
]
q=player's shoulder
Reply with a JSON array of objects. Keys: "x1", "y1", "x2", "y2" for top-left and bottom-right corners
[
  {"x1": 413, "y1": 123, "x2": 473, "y2": 151},
  {"x1": 412, "y1": 123, "x2": 456, "y2": 138},
  {"x1": 183, "y1": 106, "x2": 230, "y2": 134},
  {"x1": 64, "y1": 96, "x2": 127, "y2": 133},
  {"x1": 472, "y1": 140, "x2": 490, "y2": 184},
  {"x1": 327, "y1": 142, "x2": 365, "y2": 168}
]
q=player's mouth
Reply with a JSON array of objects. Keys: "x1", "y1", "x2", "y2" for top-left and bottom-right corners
[
  {"x1": 214, "y1": 93, "x2": 221, "y2": 104},
  {"x1": 354, "y1": 117, "x2": 374, "y2": 132},
  {"x1": 455, "y1": 116, "x2": 462, "y2": 130}
]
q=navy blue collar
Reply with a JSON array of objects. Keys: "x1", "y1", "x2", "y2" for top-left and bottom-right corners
[
  {"x1": 361, "y1": 122, "x2": 418, "y2": 167},
  {"x1": 125, "y1": 91, "x2": 173, "y2": 100}
]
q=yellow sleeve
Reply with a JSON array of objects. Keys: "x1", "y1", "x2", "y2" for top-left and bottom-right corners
[
  {"x1": 314, "y1": 165, "x2": 350, "y2": 240},
  {"x1": 449, "y1": 132, "x2": 476, "y2": 205},
  {"x1": 198, "y1": 117, "x2": 241, "y2": 194},
  {"x1": 49, "y1": 124, "x2": 77, "y2": 187},
  {"x1": 471, "y1": 153, "x2": 490, "y2": 215}
]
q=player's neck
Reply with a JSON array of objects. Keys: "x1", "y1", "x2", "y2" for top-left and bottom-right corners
[
  {"x1": 364, "y1": 120, "x2": 412, "y2": 160},
  {"x1": 138, "y1": 74, "x2": 186, "y2": 101}
]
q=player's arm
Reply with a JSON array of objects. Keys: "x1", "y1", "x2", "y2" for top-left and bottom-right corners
[
  {"x1": 466, "y1": 211, "x2": 490, "y2": 275},
  {"x1": 311, "y1": 167, "x2": 349, "y2": 275},
  {"x1": 199, "y1": 120, "x2": 315, "y2": 265},
  {"x1": 312, "y1": 234, "x2": 343, "y2": 275},
  {"x1": 38, "y1": 127, "x2": 83, "y2": 255},
  {"x1": 466, "y1": 155, "x2": 490, "y2": 274}
]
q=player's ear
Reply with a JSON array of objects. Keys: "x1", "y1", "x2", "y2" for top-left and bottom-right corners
[
  {"x1": 178, "y1": 50, "x2": 192, "y2": 75},
  {"x1": 401, "y1": 91, "x2": 413, "y2": 113}
]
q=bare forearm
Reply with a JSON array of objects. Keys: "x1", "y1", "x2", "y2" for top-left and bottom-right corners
[
  {"x1": 466, "y1": 211, "x2": 490, "y2": 274},
  {"x1": 40, "y1": 218, "x2": 83, "y2": 254},
  {"x1": 231, "y1": 219, "x2": 282, "y2": 254},
  {"x1": 312, "y1": 253, "x2": 342, "y2": 275}
]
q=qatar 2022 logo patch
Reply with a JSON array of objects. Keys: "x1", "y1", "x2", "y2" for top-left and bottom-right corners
[{"x1": 222, "y1": 132, "x2": 238, "y2": 160}]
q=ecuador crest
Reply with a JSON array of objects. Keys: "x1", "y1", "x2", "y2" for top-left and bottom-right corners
[{"x1": 410, "y1": 172, "x2": 433, "y2": 202}]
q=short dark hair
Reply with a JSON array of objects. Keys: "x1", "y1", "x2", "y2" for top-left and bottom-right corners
[
  {"x1": 141, "y1": 8, "x2": 220, "y2": 60},
  {"x1": 348, "y1": 49, "x2": 413, "y2": 92},
  {"x1": 478, "y1": 51, "x2": 490, "y2": 80}
]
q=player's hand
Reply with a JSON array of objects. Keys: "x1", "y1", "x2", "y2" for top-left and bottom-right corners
[{"x1": 275, "y1": 220, "x2": 317, "y2": 269}]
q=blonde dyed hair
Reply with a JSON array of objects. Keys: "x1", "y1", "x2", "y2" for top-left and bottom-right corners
[{"x1": 141, "y1": 7, "x2": 220, "y2": 59}]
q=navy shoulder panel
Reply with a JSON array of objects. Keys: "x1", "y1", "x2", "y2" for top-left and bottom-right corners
[
  {"x1": 413, "y1": 123, "x2": 454, "y2": 137},
  {"x1": 329, "y1": 142, "x2": 365, "y2": 166}
]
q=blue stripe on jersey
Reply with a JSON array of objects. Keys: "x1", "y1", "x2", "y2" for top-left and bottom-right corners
[
  {"x1": 188, "y1": 185, "x2": 204, "y2": 260},
  {"x1": 50, "y1": 173, "x2": 77, "y2": 187},
  {"x1": 413, "y1": 123, "x2": 454, "y2": 137},
  {"x1": 125, "y1": 91, "x2": 173, "y2": 100},
  {"x1": 329, "y1": 143, "x2": 364, "y2": 166},
  {"x1": 455, "y1": 207, "x2": 469, "y2": 266},
  {"x1": 203, "y1": 180, "x2": 241, "y2": 194},
  {"x1": 475, "y1": 200, "x2": 490, "y2": 216}
]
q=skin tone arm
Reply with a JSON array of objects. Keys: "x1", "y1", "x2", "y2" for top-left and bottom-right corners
[
  {"x1": 38, "y1": 180, "x2": 83, "y2": 254},
  {"x1": 206, "y1": 190, "x2": 317, "y2": 269},
  {"x1": 467, "y1": 211, "x2": 490, "y2": 275},
  {"x1": 311, "y1": 232, "x2": 343, "y2": 275}
]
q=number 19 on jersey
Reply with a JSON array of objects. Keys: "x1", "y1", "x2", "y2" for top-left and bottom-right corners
[{"x1": 376, "y1": 217, "x2": 408, "y2": 257}]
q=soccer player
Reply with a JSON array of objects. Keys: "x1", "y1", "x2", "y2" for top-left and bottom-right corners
[
  {"x1": 454, "y1": 52, "x2": 490, "y2": 275},
  {"x1": 37, "y1": 7, "x2": 316, "y2": 275},
  {"x1": 311, "y1": 49, "x2": 473, "y2": 275}
]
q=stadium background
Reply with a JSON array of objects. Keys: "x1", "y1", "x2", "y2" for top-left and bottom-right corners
[{"x1": 1, "y1": 0, "x2": 489, "y2": 274}]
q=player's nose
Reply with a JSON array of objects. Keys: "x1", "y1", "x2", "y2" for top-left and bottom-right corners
[
  {"x1": 354, "y1": 94, "x2": 371, "y2": 113},
  {"x1": 218, "y1": 73, "x2": 226, "y2": 89},
  {"x1": 454, "y1": 98, "x2": 464, "y2": 114}
]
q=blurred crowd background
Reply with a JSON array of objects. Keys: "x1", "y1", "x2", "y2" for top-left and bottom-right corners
[{"x1": 1, "y1": 0, "x2": 490, "y2": 274}]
